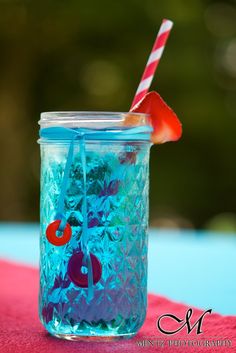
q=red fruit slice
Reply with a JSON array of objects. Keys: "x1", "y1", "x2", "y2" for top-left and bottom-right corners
[{"x1": 131, "y1": 91, "x2": 182, "y2": 144}]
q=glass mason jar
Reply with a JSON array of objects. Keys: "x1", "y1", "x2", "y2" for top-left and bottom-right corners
[{"x1": 38, "y1": 112, "x2": 152, "y2": 341}]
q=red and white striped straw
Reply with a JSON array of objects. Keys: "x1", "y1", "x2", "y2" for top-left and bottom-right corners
[{"x1": 131, "y1": 19, "x2": 173, "y2": 109}]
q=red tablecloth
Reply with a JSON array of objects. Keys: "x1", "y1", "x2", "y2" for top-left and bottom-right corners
[{"x1": 0, "y1": 260, "x2": 235, "y2": 353}]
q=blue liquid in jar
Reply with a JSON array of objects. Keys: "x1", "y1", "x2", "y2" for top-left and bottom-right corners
[{"x1": 39, "y1": 138, "x2": 150, "y2": 340}]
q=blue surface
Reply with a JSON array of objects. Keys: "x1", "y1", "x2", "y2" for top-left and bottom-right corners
[{"x1": 0, "y1": 223, "x2": 236, "y2": 315}]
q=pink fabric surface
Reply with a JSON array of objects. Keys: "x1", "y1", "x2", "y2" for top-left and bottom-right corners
[{"x1": 0, "y1": 259, "x2": 235, "y2": 353}]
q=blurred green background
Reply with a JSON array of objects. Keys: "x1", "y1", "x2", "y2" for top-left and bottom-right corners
[{"x1": 0, "y1": 0, "x2": 235, "y2": 231}]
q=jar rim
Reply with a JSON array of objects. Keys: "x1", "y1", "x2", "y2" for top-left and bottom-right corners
[{"x1": 39, "y1": 111, "x2": 150, "y2": 129}]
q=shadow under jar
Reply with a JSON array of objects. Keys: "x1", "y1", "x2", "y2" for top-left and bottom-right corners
[{"x1": 38, "y1": 112, "x2": 153, "y2": 341}]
